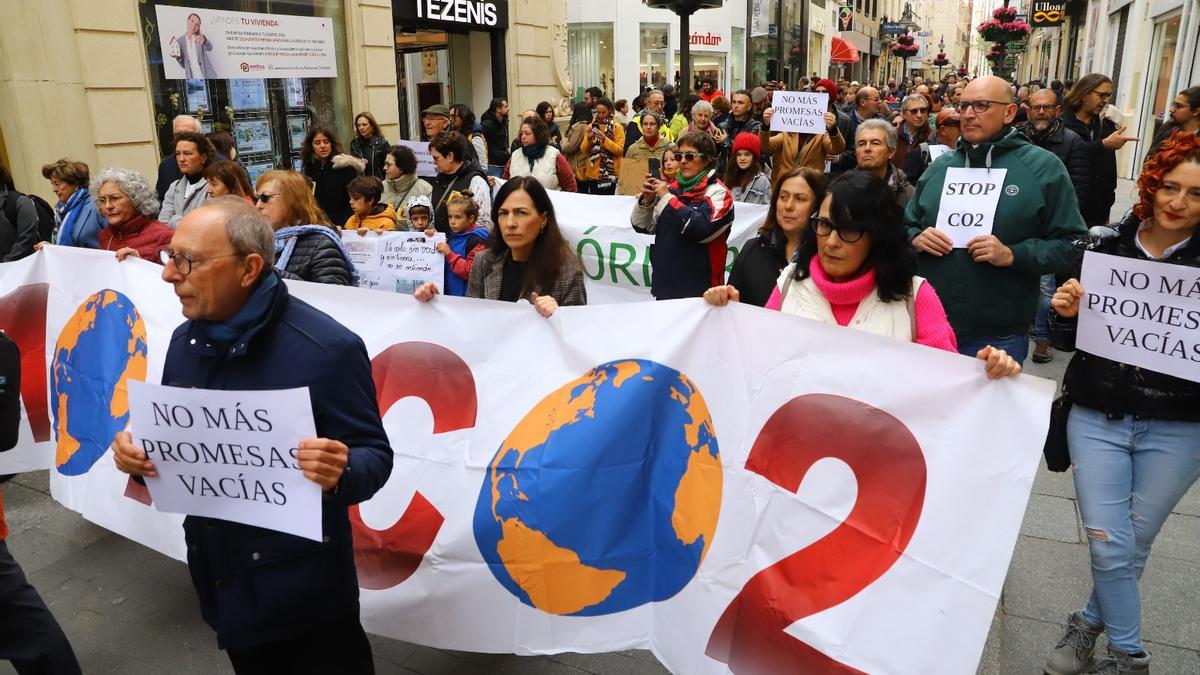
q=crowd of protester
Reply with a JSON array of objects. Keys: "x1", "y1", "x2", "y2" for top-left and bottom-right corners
[{"x1": 0, "y1": 72, "x2": 1198, "y2": 675}]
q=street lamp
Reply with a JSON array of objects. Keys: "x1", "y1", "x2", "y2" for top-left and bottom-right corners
[{"x1": 646, "y1": 0, "x2": 724, "y2": 97}]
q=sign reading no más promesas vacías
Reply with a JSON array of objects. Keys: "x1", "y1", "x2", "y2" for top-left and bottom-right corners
[{"x1": 769, "y1": 92, "x2": 830, "y2": 135}]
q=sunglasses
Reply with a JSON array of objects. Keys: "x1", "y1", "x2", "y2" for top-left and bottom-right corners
[
  {"x1": 254, "y1": 192, "x2": 281, "y2": 204},
  {"x1": 906, "y1": 107, "x2": 930, "y2": 114},
  {"x1": 671, "y1": 152, "x2": 706, "y2": 163},
  {"x1": 810, "y1": 216, "x2": 865, "y2": 243}
]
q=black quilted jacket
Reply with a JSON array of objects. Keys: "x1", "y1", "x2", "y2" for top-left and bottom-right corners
[
  {"x1": 277, "y1": 231, "x2": 352, "y2": 285},
  {"x1": 1049, "y1": 220, "x2": 1200, "y2": 421}
]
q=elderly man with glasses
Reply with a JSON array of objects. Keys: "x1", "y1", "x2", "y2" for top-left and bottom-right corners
[
  {"x1": 904, "y1": 75, "x2": 1087, "y2": 365},
  {"x1": 112, "y1": 197, "x2": 392, "y2": 674},
  {"x1": 893, "y1": 94, "x2": 935, "y2": 169}
]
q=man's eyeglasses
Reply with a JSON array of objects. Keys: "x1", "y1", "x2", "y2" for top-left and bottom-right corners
[
  {"x1": 1092, "y1": 91, "x2": 1113, "y2": 101},
  {"x1": 906, "y1": 107, "x2": 930, "y2": 115},
  {"x1": 940, "y1": 121, "x2": 961, "y2": 128},
  {"x1": 671, "y1": 152, "x2": 706, "y2": 163},
  {"x1": 160, "y1": 250, "x2": 244, "y2": 277},
  {"x1": 810, "y1": 216, "x2": 865, "y2": 243},
  {"x1": 1029, "y1": 104, "x2": 1057, "y2": 113},
  {"x1": 254, "y1": 192, "x2": 282, "y2": 204},
  {"x1": 954, "y1": 100, "x2": 1013, "y2": 114}
]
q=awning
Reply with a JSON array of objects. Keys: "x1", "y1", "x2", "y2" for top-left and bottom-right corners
[{"x1": 831, "y1": 36, "x2": 861, "y2": 63}]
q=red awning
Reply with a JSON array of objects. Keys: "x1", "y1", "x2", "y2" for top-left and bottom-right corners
[{"x1": 831, "y1": 36, "x2": 860, "y2": 64}]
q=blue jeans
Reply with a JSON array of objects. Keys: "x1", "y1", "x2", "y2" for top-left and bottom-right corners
[
  {"x1": 1068, "y1": 405, "x2": 1200, "y2": 652},
  {"x1": 955, "y1": 332, "x2": 1029, "y2": 364},
  {"x1": 487, "y1": 165, "x2": 505, "y2": 177},
  {"x1": 1031, "y1": 274, "x2": 1055, "y2": 341}
]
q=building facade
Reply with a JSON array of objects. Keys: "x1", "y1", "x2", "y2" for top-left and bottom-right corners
[{"x1": 0, "y1": 0, "x2": 570, "y2": 201}]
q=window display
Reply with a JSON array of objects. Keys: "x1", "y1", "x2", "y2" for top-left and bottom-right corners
[{"x1": 139, "y1": 0, "x2": 352, "y2": 177}]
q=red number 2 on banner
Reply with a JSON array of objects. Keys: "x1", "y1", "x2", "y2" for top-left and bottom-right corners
[{"x1": 706, "y1": 394, "x2": 927, "y2": 674}]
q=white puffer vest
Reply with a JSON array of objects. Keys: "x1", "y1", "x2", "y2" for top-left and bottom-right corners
[
  {"x1": 509, "y1": 146, "x2": 563, "y2": 191},
  {"x1": 776, "y1": 263, "x2": 922, "y2": 342}
]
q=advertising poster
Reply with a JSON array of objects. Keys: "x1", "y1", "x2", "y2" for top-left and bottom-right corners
[
  {"x1": 230, "y1": 78, "x2": 267, "y2": 110},
  {"x1": 244, "y1": 160, "x2": 276, "y2": 184},
  {"x1": 287, "y1": 116, "x2": 308, "y2": 150},
  {"x1": 234, "y1": 118, "x2": 272, "y2": 155},
  {"x1": 285, "y1": 77, "x2": 305, "y2": 107},
  {"x1": 184, "y1": 79, "x2": 208, "y2": 112},
  {"x1": 155, "y1": 5, "x2": 337, "y2": 80}
]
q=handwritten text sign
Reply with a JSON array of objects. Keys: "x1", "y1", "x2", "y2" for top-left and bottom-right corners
[
  {"x1": 1077, "y1": 251, "x2": 1200, "y2": 383},
  {"x1": 127, "y1": 382, "x2": 322, "y2": 541},
  {"x1": 769, "y1": 92, "x2": 829, "y2": 134},
  {"x1": 342, "y1": 230, "x2": 445, "y2": 294}
]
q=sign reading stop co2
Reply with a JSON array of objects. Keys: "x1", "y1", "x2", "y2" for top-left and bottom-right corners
[{"x1": 935, "y1": 167, "x2": 1008, "y2": 248}]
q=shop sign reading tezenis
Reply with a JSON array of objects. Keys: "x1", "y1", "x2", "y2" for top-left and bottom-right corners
[{"x1": 395, "y1": 0, "x2": 509, "y2": 30}]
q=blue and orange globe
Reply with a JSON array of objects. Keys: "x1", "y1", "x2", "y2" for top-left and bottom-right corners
[
  {"x1": 51, "y1": 290, "x2": 148, "y2": 476},
  {"x1": 473, "y1": 359, "x2": 723, "y2": 616}
]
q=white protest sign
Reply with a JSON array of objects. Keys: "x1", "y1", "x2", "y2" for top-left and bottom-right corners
[
  {"x1": 155, "y1": 6, "x2": 337, "y2": 80},
  {"x1": 934, "y1": 167, "x2": 1007, "y2": 248},
  {"x1": 769, "y1": 91, "x2": 830, "y2": 134},
  {"x1": 928, "y1": 144, "x2": 952, "y2": 161},
  {"x1": 396, "y1": 140, "x2": 437, "y2": 178},
  {"x1": 126, "y1": 382, "x2": 322, "y2": 541},
  {"x1": 1076, "y1": 251, "x2": 1200, "y2": 383},
  {"x1": 342, "y1": 230, "x2": 445, "y2": 294}
]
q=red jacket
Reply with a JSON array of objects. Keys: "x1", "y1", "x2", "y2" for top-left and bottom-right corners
[{"x1": 99, "y1": 214, "x2": 174, "y2": 261}]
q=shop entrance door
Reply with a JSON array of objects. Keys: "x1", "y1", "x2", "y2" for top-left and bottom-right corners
[
  {"x1": 675, "y1": 53, "x2": 727, "y2": 93},
  {"x1": 396, "y1": 31, "x2": 451, "y2": 140},
  {"x1": 1135, "y1": 13, "x2": 1181, "y2": 166}
]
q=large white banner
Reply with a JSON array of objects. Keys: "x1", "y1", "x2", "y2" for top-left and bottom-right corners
[
  {"x1": 155, "y1": 6, "x2": 338, "y2": 80},
  {"x1": 0, "y1": 247, "x2": 1053, "y2": 673}
]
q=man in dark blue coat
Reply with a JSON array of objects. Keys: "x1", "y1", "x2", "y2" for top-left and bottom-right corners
[{"x1": 113, "y1": 197, "x2": 392, "y2": 674}]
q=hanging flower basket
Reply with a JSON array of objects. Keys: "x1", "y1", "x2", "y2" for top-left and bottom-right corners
[
  {"x1": 992, "y1": 6, "x2": 1018, "y2": 22},
  {"x1": 932, "y1": 52, "x2": 950, "y2": 67},
  {"x1": 957, "y1": 66, "x2": 968, "y2": 76},
  {"x1": 977, "y1": 18, "x2": 1031, "y2": 43},
  {"x1": 891, "y1": 34, "x2": 920, "y2": 58},
  {"x1": 986, "y1": 44, "x2": 1006, "y2": 61}
]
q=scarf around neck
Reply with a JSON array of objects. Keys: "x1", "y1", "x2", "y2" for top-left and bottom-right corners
[
  {"x1": 522, "y1": 143, "x2": 548, "y2": 161},
  {"x1": 56, "y1": 188, "x2": 90, "y2": 247},
  {"x1": 676, "y1": 169, "x2": 708, "y2": 193}
]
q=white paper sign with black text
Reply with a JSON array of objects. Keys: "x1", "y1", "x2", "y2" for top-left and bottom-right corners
[
  {"x1": 342, "y1": 231, "x2": 445, "y2": 295},
  {"x1": 935, "y1": 167, "x2": 1007, "y2": 248},
  {"x1": 1076, "y1": 251, "x2": 1200, "y2": 383},
  {"x1": 769, "y1": 92, "x2": 829, "y2": 134},
  {"x1": 127, "y1": 382, "x2": 322, "y2": 541}
]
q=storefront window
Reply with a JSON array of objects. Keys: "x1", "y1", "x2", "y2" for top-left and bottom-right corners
[
  {"x1": 396, "y1": 31, "x2": 451, "y2": 140},
  {"x1": 641, "y1": 24, "x2": 671, "y2": 91},
  {"x1": 731, "y1": 28, "x2": 745, "y2": 91},
  {"x1": 1141, "y1": 13, "x2": 1181, "y2": 157},
  {"x1": 138, "y1": 0, "x2": 353, "y2": 182},
  {"x1": 568, "y1": 23, "x2": 615, "y2": 99}
]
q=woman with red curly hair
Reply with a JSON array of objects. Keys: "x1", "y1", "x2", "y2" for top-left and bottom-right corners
[{"x1": 1041, "y1": 132, "x2": 1200, "y2": 675}]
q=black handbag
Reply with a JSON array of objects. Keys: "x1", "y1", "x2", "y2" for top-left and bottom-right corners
[{"x1": 1043, "y1": 390, "x2": 1072, "y2": 472}]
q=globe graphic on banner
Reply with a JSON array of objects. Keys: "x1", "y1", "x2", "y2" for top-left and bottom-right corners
[
  {"x1": 51, "y1": 290, "x2": 148, "y2": 476},
  {"x1": 473, "y1": 359, "x2": 722, "y2": 616}
]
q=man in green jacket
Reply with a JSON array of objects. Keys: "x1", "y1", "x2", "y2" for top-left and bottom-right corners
[{"x1": 905, "y1": 76, "x2": 1087, "y2": 363}]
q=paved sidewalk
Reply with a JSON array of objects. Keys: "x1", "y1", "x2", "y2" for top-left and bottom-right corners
[{"x1": 6, "y1": 179, "x2": 1196, "y2": 674}]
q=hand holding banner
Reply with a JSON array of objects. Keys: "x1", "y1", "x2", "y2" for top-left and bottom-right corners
[{"x1": 127, "y1": 382, "x2": 322, "y2": 541}]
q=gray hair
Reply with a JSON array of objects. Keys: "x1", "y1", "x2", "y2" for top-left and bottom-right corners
[
  {"x1": 901, "y1": 94, "x2": 928, "y2": 111},
  {"x1": 856, "y1": 119, "x2": 898, "y2": 150},
  {"x1": 691, "y1": 100, "x2": 714, "y2": 117},
  {"x1": 646, "y1": 89, "x2": 664, "y2": 101},
  {"x1": 204, "y1": 196, "x2": 276, "y2": 266},
  {"x1": 91, "y1": 168, "x2": 160, "y2": 216},
  {"x1": 173, "y1": 115, "x2": 201, "y2": 133}
]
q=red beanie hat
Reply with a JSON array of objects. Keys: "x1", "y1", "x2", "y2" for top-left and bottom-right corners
[
  {"x1": 814, "y1": 78, "x2": 837, "y2": 95},
  {"x1": 731, "y1": 132, "x2": 761, "y2": 161}
]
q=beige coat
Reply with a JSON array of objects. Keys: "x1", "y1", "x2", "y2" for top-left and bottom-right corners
[{"x1": 759, "y1": 127, "x2": 846, "y2": 186}]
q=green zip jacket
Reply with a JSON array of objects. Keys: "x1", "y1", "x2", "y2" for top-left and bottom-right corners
[{"x1": 904, "y1": 126, "x2": 1087, "y2": 337}]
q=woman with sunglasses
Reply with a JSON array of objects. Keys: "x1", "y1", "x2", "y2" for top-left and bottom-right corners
[
  {"x1": 631, "y1": 130, "x2": 734, "y2": 300},
  {"x1": 254, "y1": 170, "x2": 355, "y2": 285},
  {"x1": 705, "y1": 172, "x2": 1022, "y2": 379}
]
